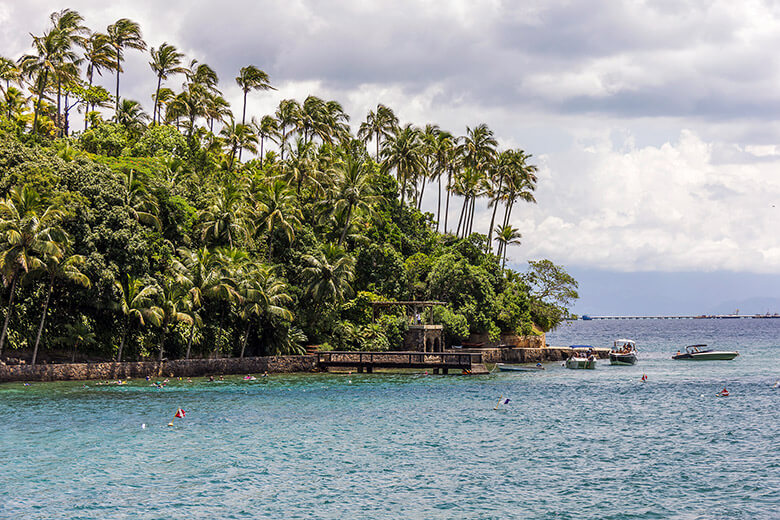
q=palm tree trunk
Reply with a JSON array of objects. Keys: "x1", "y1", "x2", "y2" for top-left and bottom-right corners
[
  {"x1": 260, "y1": 136, "x2": 265, "y2": 167},
  {"x1": 338, "y1": 203, "x2": 353, "y2": 246},
  {"x1": 468, "y1": 197, "x2": 476, "y2": 236},
  {"x1": 497, "y1": 202, "x2": 511, "y2": 258},
  {"x1": 115, "y1": 54, "x2": 121, "y2": 116},
  {"x1": 31, "y1": 276, "x2": 55, "y2": 365},
  {"x1": 444, "y1": 170, "x2": 451, "y2": 234},
  {"x1": 456, "y1": 196, "x2": 468, "y2": 237},
  {"x1": 240, "y1": 322, "x2": 251, "y2": 358},
  {"x1": 281, "y1": 129, "x2": 286, "y2": 161},
  {"x1": 400, "y1": 171, "x2": 406, "y2": 205},
  {"x1": 417, "y1": 176, "x2": 426, "y2": 211},
  {"x1": 241, "y1": 90, "x2": 248, "y2": 125},
  {"x1": 486, "y1": 199, "x2": 500, "y2": 253},
  {"x1": 154, "y1": 75, "x2": 162, "y2": 124},
  {"x1": 215, "y1": 311, "x2": 225, "y2": 359},
  {"x1": 376, "y1": 137, "x2": 380, "y2": 161},
  {"x1": 502, "y1": 246, "x2": 507, "y2": 269},
  {"x1": 0, "y1": 274, "x2": 19, "y2": 356},
  {"x1": 436, "y1": 174, "x2": 442, "y2": 232},
  {"x1": 117, "y1": 316, "x2": 129, "y2": 362},
  {"x1": 64, "y1": 92, "x2": 70, "y2": 136},
  {"x1": 32, "y1": 70, "x2": 48, "y2": 135},
  {"x1": 56, "y1": 79, "x2": 62, "y2": 137},
  {"x1": 185, "y1": 322, "x2": 195, "y2": 359},
  {"x1": 71, "y1": 340, "x2": 79, "y2": 363},
  {"x1": 158, "y1": 326, "x2": 166, "y2": 362}
]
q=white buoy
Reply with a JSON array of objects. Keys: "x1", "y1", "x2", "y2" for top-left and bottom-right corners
[{"x1": 141, "y1": 423, "x2": 146, "y2": 429}]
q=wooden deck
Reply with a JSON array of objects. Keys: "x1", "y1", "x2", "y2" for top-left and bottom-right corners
[{"x1": 316, "y1": 351, "x2": 486, "y2": 374}]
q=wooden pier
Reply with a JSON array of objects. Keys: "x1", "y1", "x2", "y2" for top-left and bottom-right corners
[{"x1": 316, "y1": 351, "x2": 487, "y2": 374}]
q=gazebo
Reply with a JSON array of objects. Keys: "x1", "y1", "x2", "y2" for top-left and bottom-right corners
[{"x1": 371, "y1": 301, "x2": 446, "y2": 352}]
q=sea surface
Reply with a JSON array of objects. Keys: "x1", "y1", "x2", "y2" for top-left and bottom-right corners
[{"x1": 1, "y1": 319, "x2": 778, "y2": 519}]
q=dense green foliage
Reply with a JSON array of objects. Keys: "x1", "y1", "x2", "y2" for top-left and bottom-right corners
[{"x1": 0, "y1": 9, "x2": 577, "y2": 363}]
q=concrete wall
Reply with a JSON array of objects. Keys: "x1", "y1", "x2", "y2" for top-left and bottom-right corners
[
  {"x1": 0, "y1": 355, "x2": 317, "y2": 383},
  {"x1": 466, "y1": 333, "x2": 546, "y2": 349}
]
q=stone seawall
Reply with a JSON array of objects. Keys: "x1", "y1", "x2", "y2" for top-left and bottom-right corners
[
  {"x1": 0, "y1": 355, "x2": 317, "y2": 383},
  {"x1": 456, "y1": 347, "x2": 610, "y2": 364}
]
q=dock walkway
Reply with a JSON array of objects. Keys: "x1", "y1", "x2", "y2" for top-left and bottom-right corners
[{"x1": 316, "y1": 351, "x2": 487, "y2": 374}]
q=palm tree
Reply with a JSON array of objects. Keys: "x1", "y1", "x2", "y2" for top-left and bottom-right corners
[
  {"x1": 18, "y1": 31, "x2": 59, "y2": 134},
  {"x1": 203, "y1": 92, "x2": 231, "y2": 132},
  {"x1": 358, "y1": 104, "x2": 398, "y2": 159},
  {"x1": 199, "y1": 184, "x2": 251, "y2": 248},
  {"x1": 149, "y1": 42, "x2": 185, "y2": 124},
  {"x1": 3, "y1": 87, "x2": 27, "y2": 123},
  {"x1": 238, "y1": 264, "x2": 293, "y2": 358},
  {"x1": 275, "y1": 99, "x2": 301, "y2": 161},
  {"x1": 382, "y1": 124, "x2": 424, "y2": 206},
  {"x1": 0, "y1": 56, "x2": 20, "y2": 97},
  {"x1": 301, "y1": 243, "x2": 355, "y2": 305},
  {"x1": 220, "y1": 120, "x2": 258, "y2": 169},
  {"x1": 116, "y1": 99, "x2": 149, "y2": 137},
  {"x1": 236, "y1": 65, "x2": 274, "y2": 126},
  {"x1": 31, "y1": 245, "x2": 90, "y2": 365},
  {"x1": 255, "y1": 115, "x2": 280, "y2": 167},
  {"x1": 48, "y1": 9, "x2": 87, "y2": 136},
  {"x1": 416, "y1": 123, "x2": 440, "y2": 210},
  {"x1": 114, "y1": 275, "x2": 163, "y2": 361},
  {"x1": 81, "y1": 32, "x2": 116, "y2": 130},
  {"x1": 167, "y1": 86, "x2": 206, "y2": 138},
  {"x1": 328, "y1": 155, "x2": 378, "y2": 246},
  {"x1": 106, "y1": 18, "x2": 146, "y2": 116},
  {"x1": 283, "y1": 137, "x2": 318, "y2": 196},
  {"x1": 55, "y1": 321, "x2": 96, "y2": 363},
  {"x1": 485, "y1": 149, "x2": 512, "y2": 252},
  {"x1": 430, "y1": 130, "x2": 455, "y2": 232},
  {"x1": 121, "y1": 169, "x2": 161, "y2": 230},
  {"x1": 155, "y1": 275, "x2": 193, "y2": 361},
  {"x1": 498, "y1": 154, "x2": 538, "y2": 252},
  {"x1": 0, "y1": 185, "x2": 63, "y2": 356},
  {"x1": 254, "y1": 179, "x2": 301, "y2": 259},
  {"x1": 494, "y1": 224, "x2": 522, "y2": 269}
]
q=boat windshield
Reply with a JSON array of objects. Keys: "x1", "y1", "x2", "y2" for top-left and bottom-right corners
[
  {"x1": 686, "y1": 344, "x2": 707, "y2": 353},
  {"x1": 613, "y1": 339, "x2": 636, "y2": 350}
]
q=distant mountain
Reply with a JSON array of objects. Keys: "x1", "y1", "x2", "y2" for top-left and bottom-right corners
[{"x1": 709, "y1": 297, "x2": 780, "y2": 315}]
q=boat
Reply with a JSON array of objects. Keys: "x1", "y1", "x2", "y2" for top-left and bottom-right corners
[
  {"x1": 565, "y1": 356, "x2": 596, "y2": 369},
  {"x1": 672, "y1": 344, "x2": 739, "y2": 360},
  {"x1": 496, "y1": 363, "x2": 545, "y2": 372},
  {"x1": 609, "y1": 339, "x2": 638, "y2": 365}
]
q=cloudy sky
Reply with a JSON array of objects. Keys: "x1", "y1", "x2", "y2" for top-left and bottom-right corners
[{"x1": 3, "y1": 0, "x2": 780, "y2": 313}]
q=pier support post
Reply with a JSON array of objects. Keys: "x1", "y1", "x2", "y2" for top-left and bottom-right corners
[{"x1": 357, "y1": 366, "x2": 364, "y2": 373}]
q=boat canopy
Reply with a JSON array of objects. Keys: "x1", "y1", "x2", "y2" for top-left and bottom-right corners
[
  {"x1": 685, "y1": 344, "x2": 708, "y2": 353},
  {"x1": 614, "y1": 339, "x2": 635, "y2": 346},
  {"x1": 569, "y1": 345, "x2": 594, "y2": 349}
]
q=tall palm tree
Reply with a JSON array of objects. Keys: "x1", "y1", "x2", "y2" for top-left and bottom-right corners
[
  {"x1": 149, "y1": 42, "x2": 185, "y2": 124},
  {"x1": 275, "y1": 99, "x2": 301, "y2": 161},
  {"x1": 497, "y1": 160, "x2": 537, "y2": 257},
  {"x1": 0, "y1": 185, "x2": 63, "y2": 355},
  {"x1": 31, "y1": 246, "x2": 90, "y2": 365},
  {"x1": 417, "y1": 123, "x2": 440, "y2": 210},
  {"x1": 283, "y1": 137, "x2": 318, "y2": 196},
  {"x1": 106, "y1": 18, "x2": 146, "y2": 116},
  {"x1": 494, "y1": 224, "x2": 522, "y2": 269},
  {"x1": 255, "y1": 115, "x2": 280, "y2": 167},
  {"x1": 121, "y1": 169, "x2": 161, "y2": 230},
  {"x1": 18, "y1": 31, "x2": 59, "y2": 134},
  {"x1": 382, "y1": 124, "x2": 424, "y2": 206},
  {"x1": 301, "y1": 243, "x2": 355, "y2": 305},
  {"x1": 236, "y1": 65, "x2": 274, "y2": 126},
  {"x1": 114, "y1": 275, "x2": 162, "y2": 361},
  {"x1": 328, "y1": 155, "x2": 378, "y2": 246},
  {"x1": 82, "y1": 32, "x2": 115, "y2": 129},
  {"x1": 254, "y1": 179, "x2": 301, "y2": 259},
  {"x1": 431, "y1": 130, "x2": 455, "y2": 232},
  {"x1": 358, "y1": 104, "x2": 398, "y2": 159},
  {"x1": 237, "y1": 264, "x2": 292, "y2": 358},
  {"x1": 485, "y1": 149, "x2": 512, "y2": 252},
  {"x1": 220, "y1": 119, "x2": 258, "y2": 169},
  {"x1": 203, "y1": 92, "x2": 231, "y2": 132},
  {"x1": 155, "y1": 275, "x2": 193, "y2": 361},
  {"x1": 56, "y1": 321, "x2": 96, "y2": 363},
  {"x1": 167, "y1": 85, "x2": 206, "y2": 138},
  {"x1": 49, "y1": 9, "x2": 87, "y2": 136}
]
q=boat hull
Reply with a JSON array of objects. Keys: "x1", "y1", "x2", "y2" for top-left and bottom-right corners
[
  {"x1": 609, "y1": 353, "x2": 637, "y2": 365},
  {"x1": 673, "y1": 351, "x2": 739, "y2": 360},
  {"x1": 497, "y1": 364, "x2": 545, "y2": 372},
  {"x1": 565, "y1": 358, "x2": 596, "y2": 369}
]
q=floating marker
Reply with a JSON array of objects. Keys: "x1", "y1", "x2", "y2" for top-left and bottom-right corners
[{"x1": 141, "y1": 423, "x2": 146, "y2": 429}]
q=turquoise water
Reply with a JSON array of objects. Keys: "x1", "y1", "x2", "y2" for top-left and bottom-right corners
[{"x1": 1, "y1": 319, "x2": 778, "y2": 519}]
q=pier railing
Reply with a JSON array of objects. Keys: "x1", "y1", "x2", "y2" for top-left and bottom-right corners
[{"x1": 316, "y1": 351, "x2": 482, "y2": 370}]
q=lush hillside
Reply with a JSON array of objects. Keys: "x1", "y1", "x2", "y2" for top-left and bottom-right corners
[{"x1": 0, "y1": 9, "x2": 577, "y2": 363}]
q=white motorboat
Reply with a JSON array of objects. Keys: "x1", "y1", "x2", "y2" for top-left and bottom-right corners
[
  {"x1": 609, "y1": 339, "x2": 638, "y2": 365},
  {"x1": 672, "y1": 344, "x2": 739, "y2": 360},
  {"x1": 565, "y1": 356, "x2": 596, "y2": 369}
]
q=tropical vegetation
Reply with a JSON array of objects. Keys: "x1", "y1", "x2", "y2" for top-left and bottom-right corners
[{"x1": 0, "y1": 9, "x2": 577, "y2": 364}]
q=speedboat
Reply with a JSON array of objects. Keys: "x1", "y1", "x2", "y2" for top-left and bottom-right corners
[
  {"x1": 672, "y1": 344, "x2": 739, "y2": 360},
  {"x1": 496, "y1": 363, "x2": 545, "y2": 372},
  {"x1": 565, "y1": 355, "x2": 596, "y2": 369},
  {"x1": 609, "y1": 339, "x2": 638, "y2": 365}
]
